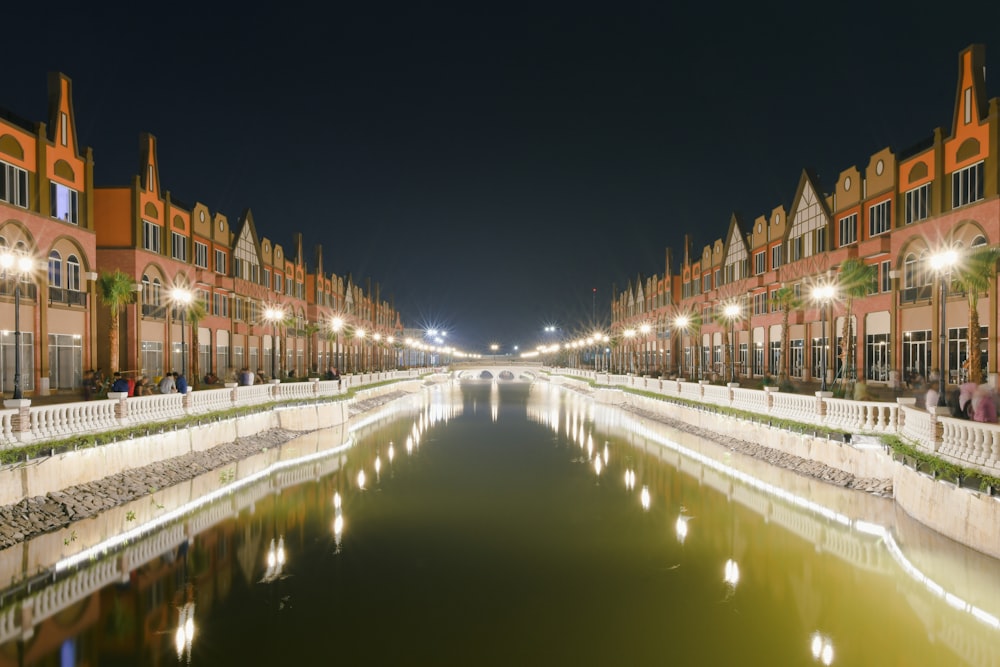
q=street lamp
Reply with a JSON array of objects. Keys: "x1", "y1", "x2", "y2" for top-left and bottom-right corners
[
  {"x1": 264, "y1": 307, "x2": 284, "y2": 379},
  {"x1": 622, "y1": 329, "x2": 636, "y2": 374},
  {"x1": 170, "y1": 287, "x2": 192, "y2": 380},
  {"x1": 490, "y1": 343, "x2": 499, "y2": 361},
  {"x1": 673, "y1": 316, "x2": 689, "y2": 378},
  {"x1": 724, "y1": 302, "x2": 740, "y2": 384},
  {"x1": 355, "y1": 327, "x2": 365, "y2": 372},
  {"x1": 811, "y1": 284, "x2": 835, "y2": 392},
  {"x1": 331, "y1": 316, "x2": 343, "y2": 372},
  {"x1": 639, "y1": 323, "x2": 652, "y2": 375},
  {"x1": 930, "y1": 249, "x2": 958, "y2": 407},
  {"x1": 0, "y1": 250, "x2": 34, "y2": 400}
]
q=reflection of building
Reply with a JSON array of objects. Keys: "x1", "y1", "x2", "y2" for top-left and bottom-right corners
[
  {"x1": 613, "y1": 44, "x2": 999, "y2": 387},
  {"x1": 0, "y1": 74, "x2": 404, "y2": 397},
  {"x1": 0, "y1": 74, "x2": 98, "y2": 395}
]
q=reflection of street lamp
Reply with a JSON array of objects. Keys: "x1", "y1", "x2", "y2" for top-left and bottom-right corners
[
  {"x1": 930, "y1": 249, "x2": 958, "y2": 407},
  {"x1": 264, "y1": 307, "x2": 284, "y2": 379},
  {"x1": 0, "y1": 250, "x2": 34, "y2": 400},
  {"x1": 724, "y1": 303, "x2": 740, "y2": 383},
  {"x1": 170, "y1": 287, "x2": 192, "y2": 379},
  {"x1": 811, "y1": 284, "x2": 835, "y2": 392}
]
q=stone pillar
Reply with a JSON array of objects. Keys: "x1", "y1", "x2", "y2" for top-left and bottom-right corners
[
  {"x1": 269, "y1": 378, "x2": 281, "y2": 400},
  {"x1": 181, "y1": 386, "x2": 193, "y2": 411},
  {"x1": 928, "y1": 405, "x2": 949, "y2": 451},
  {"x1": 311, "y1": 377, "x2": 320, "y2": 396},
  {"x1": 107, "y1": 392, "x2": 129, "y2": 421},
  {"x1": 814, "y1": 391, "x2": 833, "y2": 420},
  {"x1": 3, "y1": 398, "x2": 32, "y2": 442},
  {"x1": 763, "y1": 385, "x2": 778, "y2": 413},
  {"x1": 225, "y1": 382, "x2": 238, "y2": 405}
]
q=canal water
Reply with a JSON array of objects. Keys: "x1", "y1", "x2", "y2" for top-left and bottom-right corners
[{"x1": 1, "y1": 381, "x2": 999, "y2": 665}]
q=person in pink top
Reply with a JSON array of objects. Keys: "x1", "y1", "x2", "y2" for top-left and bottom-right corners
[{"x1": 971, "y1": 384, "x2": 997, "y2": 423}]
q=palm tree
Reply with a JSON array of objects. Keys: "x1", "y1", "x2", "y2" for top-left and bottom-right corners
[
  {"x1": 184, "y1": 298, "x2": 208, "y2": 388},
  {"x1": 837, "y1": 258, "x2": 876, "y2": 395},
  {"x1": 97, "y1": 270, "x2": 136, "y2": 373},
  {"x1": 303, "y1": 321, "x2": 321, "y2": 375},
  {"x1": 769, "y1": 286, "x2": 801, "y2": 383},
  {"x1": 951, "y1": 244, "x2": 1000, "y2": 384}
]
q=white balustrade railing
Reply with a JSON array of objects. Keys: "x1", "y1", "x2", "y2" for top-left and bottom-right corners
[
  {"x1": 126, "y1": 393, "x2": 185, "y2": 425},
  {"x1": 701, "y1": 384, "x2": 732, "y2": 407},
  {"x1": 0, "y1": 369, "x2": 427, "y2": 449},
  {"x1": 187, "y1": 387, "x2": 233, "y2": 414},
  {"x1": 547, "y1": 367, "x2": 1000, "y2": 477},
  {"x1": 770, "y1": 392, "x2": 815, "y2": 423}
]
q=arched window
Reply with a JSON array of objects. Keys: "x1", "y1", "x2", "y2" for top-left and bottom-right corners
[
  {"x1": 142, "y1": 274, "x2": 152, "y2": 305},
  {"x1": 152, "y1": 278, "x2": 162, "y2": 306},
  {"x1": 972, "y1": 234, "x2": 987, "y2": 247},
  {"x1": 66, "y1": 255, "x2": 81, "y2": 291},
  {"x1": 903, "y1": 253, "x2": 918, "y2": 289},
  {"x1": 48, "y1": 250, "x2": 62, "y2": 287},
  {"x1": 919, "y1": 251, "x2": 933, "y2": 287}
]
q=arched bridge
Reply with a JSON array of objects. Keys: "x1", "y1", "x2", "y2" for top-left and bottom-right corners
[{"x1": 450, "y1": 361, "x2": 542, "y2": 382}]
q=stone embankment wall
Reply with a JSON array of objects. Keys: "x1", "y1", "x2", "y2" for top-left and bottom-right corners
[{"x1": 575, "y1": 382, "x2": 1000, "y2": 560}]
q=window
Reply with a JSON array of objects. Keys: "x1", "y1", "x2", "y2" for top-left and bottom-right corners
[
  {"x1": 172, "y1": 232, "x2": 187, "y2": 262},
  {"x1": 815, "y1": 229, "x2": 826, "y2": 253},
  {"x1": 194, "y1": 241, "x2": 208, "y2": 268},
  {"x1": 215, "y1": 249, "x2": 227, "y2": 274},
  {"x1": 881, "y1": 260, "x2": 891, "y2": 293},
  {"x1": 50, "y1": 182, "x2": 79, "y2": 224},
  {"x1": 66, "y1": 255, "x2": 81, "y2": 291},
  {"x1": 753, "y1": 251, "x2": 765, "y2": 275},
  {"x1": 48, "y1": 251, "x2": 62, "y2": 287},
  {"x1": 770, "y1": 245, "x2": 782, "y2": 270},
  {"x1": 868, "y1": 200, "x2": 891, "y2": 237},
  {"x1": 904, "y1": 184, "x2": 929, "y2": 224},
  {"x1": 769, "y1": 288, "x2": 779, "y2": 313},
  {"x1": 789, "y1": 235, "x2": 803, "y2": 262},
  {"x1": 838, "y1": 213, "x2": 857, "y2": 246},
  {"x1": 714, "y1": 269, "x2": 720, "y2": 289},
  {"x1": 60, "y1": 113, "x2": 68, "y2": 146},
  {"x1": 0, "y1": 160, "x2": 28, "y2": 208},
  {"x1": 964, "y1": 87, "x2": 972, "y2": 124},
  {"x1": 142, "y1": 220, "x2": 161, "y2": 253},
  {"x1": 952, "y1": 161, "x2": 984, "y2": 208},
  {"x1": 274, "y1": 272, "x2": 283, "y2": 293},
  {"x1": 753, "y1": 292, "x2": 767, "y2": 315},
  {"x1": 213, "y1": 292, "x2": 229, "y2": 317}
]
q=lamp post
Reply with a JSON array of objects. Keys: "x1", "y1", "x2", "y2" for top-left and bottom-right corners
[
  {"x1": 490, "y1": 343, "x2": 499, "y2": 361},
  {"x1": 0, "y1": 250, "x2": 33, "y2": 400},
  {"x1": 639, "y1": 323, "x2": 652, "y2": 375},
  {"x1": 264, "y1": 307, "x2": 284, "y2": 380},
  {"x1": 170, "y1": 287, "x2": 192, "y2": 379},
  {"x1": 673, "y1": 316, "x2": 689, "y2": 378},
  {"x1": 622, "y1": 329, "x2": 636, "y2": 374},
  {"x1": 724, "y1": 303, "x2": 740, "y2": 384},
  {"x1": 331, "y1": 316, "x2": 343, "y2": 373},
  {"x1": 812, "y1": 284, "x2": 835, "y2": 392},
  {"x1": 930, "y1": 249, "x2": 958, "y2": 407},
  {"x1": 355, "y1": 328, "x2": 365, "y2": 372}
]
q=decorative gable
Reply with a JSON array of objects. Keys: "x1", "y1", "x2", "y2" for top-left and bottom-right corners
[{"x1": 787, "y1": 170, "x2": 830, "y2": 262}]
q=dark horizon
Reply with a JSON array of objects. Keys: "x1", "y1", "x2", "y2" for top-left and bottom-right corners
[{"x1": 4, "y1": 4, "x2": 1000, "y2": 353}]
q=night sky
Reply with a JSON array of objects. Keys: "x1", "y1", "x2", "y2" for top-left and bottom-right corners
[{"x1": 5, "y1": 4, "x2": 1000, "y2": 353}]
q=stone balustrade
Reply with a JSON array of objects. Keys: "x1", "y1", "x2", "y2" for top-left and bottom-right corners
[
  {"x1": 0, "y1": 369, "x2": 425, "y2": 448},
  {"x1": 550, "y1": 369, "x2": 1000, "y2": 477}
]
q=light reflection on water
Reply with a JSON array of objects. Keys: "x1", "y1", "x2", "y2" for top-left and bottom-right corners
[{"x1": 0, "y1": 381, "x2": 997, "y2": 665}]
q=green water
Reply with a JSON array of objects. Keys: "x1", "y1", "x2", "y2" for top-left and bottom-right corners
[{"x1": 2, "y1": 382, "x2": 999, "y2": 665}]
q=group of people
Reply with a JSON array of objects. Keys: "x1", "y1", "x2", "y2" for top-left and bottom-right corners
[
  {"x1": 83, "y1": 369, "x2": 165, "y2": 399},
  {"x1": 236, "y1": 368, "x2": 268, "y2": 386},
  {"x1": 926, "y1": 381, "x2": 998, "y2": 423}
]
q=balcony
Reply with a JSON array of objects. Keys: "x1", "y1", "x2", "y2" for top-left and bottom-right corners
[{"x1": 48, "y1": 287, "x2": 88, "y2": 306}]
